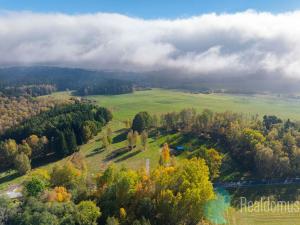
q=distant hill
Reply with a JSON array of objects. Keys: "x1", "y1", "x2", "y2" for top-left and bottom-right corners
[{"x1": 0, "y1": 66, "x2": 134, "y2": 96}]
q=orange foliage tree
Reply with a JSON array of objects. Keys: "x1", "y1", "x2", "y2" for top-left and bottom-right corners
[{"x1": 47, "y1": 186, "x2": 71, "y2": 202}]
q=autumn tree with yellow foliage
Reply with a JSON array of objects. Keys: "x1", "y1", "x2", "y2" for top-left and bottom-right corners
[{"x1": 160, "y1": 143, "x2": 171, "y2": 166}]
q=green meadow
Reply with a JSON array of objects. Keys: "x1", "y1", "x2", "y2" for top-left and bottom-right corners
[{"x1": 87, "y1": 88, "x2": 300, "y2": 121}]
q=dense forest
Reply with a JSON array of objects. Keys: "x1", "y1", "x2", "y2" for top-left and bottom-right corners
[
  {"x1": 0, "y1": 67, "x2": 134, "y2": 96},
  {"x1": 76, "y1": 81, "x2": 134, "y2": 96},
  {"x1": 0, "y1": 103, "x2": 112, "y2": 172},
  {"x1": 0, "y1": 95, "x2": 69, "y2": 135}
]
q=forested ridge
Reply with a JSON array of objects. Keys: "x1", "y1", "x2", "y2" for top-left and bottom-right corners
[{"x1": 0, "y1": 67, "x2": 134, "y2": 96}]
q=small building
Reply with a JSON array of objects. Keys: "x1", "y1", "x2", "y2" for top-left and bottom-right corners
[{"x1": 176, "y1": 146, "x2": 185, "y2": 151}]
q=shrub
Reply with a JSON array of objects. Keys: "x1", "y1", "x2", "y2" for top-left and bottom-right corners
[{"x1": 24, "y1": 177, "x2": 46, "y2": 197}]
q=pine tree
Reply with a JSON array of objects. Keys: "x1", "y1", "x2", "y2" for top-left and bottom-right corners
[
  {"x1": 53, "y1": 131, "x2": 69, "y2": 157},
  {"x1": 65, "y1": 129, "x2": 78, "y2": 153},
  {"x1": 82, "y1": 125, "x2": 92, "y2": 143}
]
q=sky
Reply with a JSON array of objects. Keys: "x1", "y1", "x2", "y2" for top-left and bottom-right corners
[
  {"x1": 0, "y1": 1, "x2": 300, "y2": 79},
  {"x1": 0, "y1": 0, "x2": 300, "y2": 19}
]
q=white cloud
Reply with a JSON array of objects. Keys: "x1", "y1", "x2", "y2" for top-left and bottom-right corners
[{"x1": 0, "y1": 10, "x2": 300, "y2": 78}]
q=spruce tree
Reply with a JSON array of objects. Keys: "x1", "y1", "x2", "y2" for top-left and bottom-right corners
[
  {"x1": 52, "y1": 130, "x2": 69, "y2": 157},
  {"x1": 65, "y1": 129, "x2": 78, "y2": 153}
]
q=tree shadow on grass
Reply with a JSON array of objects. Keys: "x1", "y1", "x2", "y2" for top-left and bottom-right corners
[
  {"x1": 115, "y1": 150, "x2": 140, "y2": 162},
  {"x1": 31, "y1": 153, "x2": 61, "y2": 169},
  {"x1": 105, "y1": 147, "x2": 130, "y2": 161},
  {"x1": 86, "y1": 147, "x2": 105, "y2": 158},
  {"x1": 113, "y1": 131, "x2": 127, "y2": 144},
  {"x1": 114, "y1": 128, "x2": 129, "y2": 134},
  {"x1": 0, "y1": 172, "x2": 21, "y2": 184}
]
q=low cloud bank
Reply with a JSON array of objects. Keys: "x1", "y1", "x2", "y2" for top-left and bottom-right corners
[{"x1": 0, "y1": 10, "x2": 299, "y2": 78}]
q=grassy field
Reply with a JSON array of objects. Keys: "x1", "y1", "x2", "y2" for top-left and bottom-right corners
[
  {"x1": 2, "y1": 88, "x2": 300, "y2": 224},
  {"x1": 87, "y1": 88, "x2": 300, "y2": 121}
]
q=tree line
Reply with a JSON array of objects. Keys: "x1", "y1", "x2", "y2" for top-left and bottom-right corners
[{"x1": 76, "y1": 81, "x2": 134, "y2": 96}]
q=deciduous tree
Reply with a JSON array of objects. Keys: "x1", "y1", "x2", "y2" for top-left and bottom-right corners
[
  {"x1": 14, "y1": 152, "x2": 31, "y2": 175},
  {"x1": 141, "y1": 131, "x2": 148, "y2": 151},
  {"x1": 76, "y1": 201, "x2": 101, "y2": 225}
]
